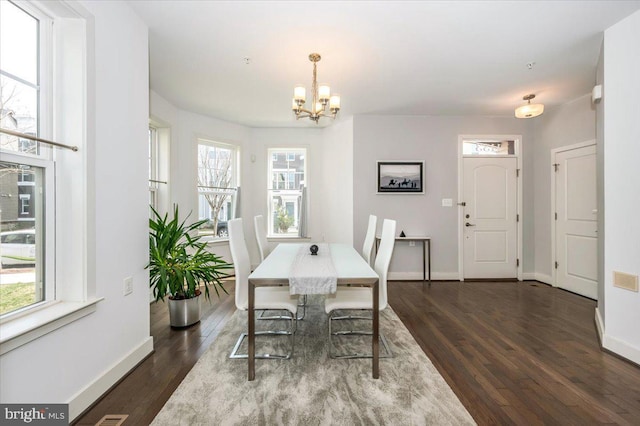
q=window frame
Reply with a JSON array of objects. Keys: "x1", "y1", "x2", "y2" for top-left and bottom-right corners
[{"x1": 267, "y1": 147, "x2": 307, "y2": 237}]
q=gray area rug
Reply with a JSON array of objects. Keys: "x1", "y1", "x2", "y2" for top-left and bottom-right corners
[{"x1": 151, "y1": 296, "x2": 475, "y2": 425}]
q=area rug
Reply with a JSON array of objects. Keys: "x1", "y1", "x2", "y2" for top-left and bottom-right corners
[{"x1": 151, "y1": 296, "x2": 475, "y2": 425}]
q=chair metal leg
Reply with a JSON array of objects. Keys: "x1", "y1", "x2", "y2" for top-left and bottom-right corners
[
  {"x1": 257, "y1": 310, "x2": 293, "y2": 321},
  {"x1": 328, "y1": 310, "x2": 393, "y2": 359},
  {"x1": 230, "y1": 310, "x2": 295, "y2": 359},
  {"x1": 257, "y1": 295, "x2": 307, "y2": 321},
  {"x1": 296, "y1": 296, "x2": 307, "y2": 321}
]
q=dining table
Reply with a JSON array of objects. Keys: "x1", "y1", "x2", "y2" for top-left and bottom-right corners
[{"x1": 247, "y1": 243, "x2": 380, "y2": 381}]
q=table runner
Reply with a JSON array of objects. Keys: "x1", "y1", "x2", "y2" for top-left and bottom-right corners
[{"x1": 288, "y1": 243, "x2": 338, "y2": 295}]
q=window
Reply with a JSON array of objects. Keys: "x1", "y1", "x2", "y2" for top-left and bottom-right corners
[
  {"x1": 0, "y1": 0, "x2": 98, "y2": 353},
  {"x1": 463, "y1": 139, "x2": 516, "y2": 156},
  {"x1": 197, "y1": 140, "x2": 238, "y2": 238},
  {"x1": 148, "y1": 126, "x2": 159, "y2": 211},
  {"x1": 0, "y1": 1, "x2": 51, "y2": 316},
  {"x1": 148, "y1": 121, "x2": 170, "y2": 215},
  {"x1": 267, "y1": 148, "x2": 306, "y2": 236}
]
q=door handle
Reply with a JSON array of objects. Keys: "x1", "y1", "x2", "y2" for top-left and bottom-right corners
[{"x1": 465, "y1": 222, "x2": 476, "y2": 227}]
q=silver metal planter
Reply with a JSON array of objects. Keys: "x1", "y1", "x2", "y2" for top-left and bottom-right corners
[{"x1": 168, "y1": 293, "x2": 201, "y2": 327}]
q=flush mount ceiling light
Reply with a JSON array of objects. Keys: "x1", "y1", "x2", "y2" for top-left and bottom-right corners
[
  {"x1": 515, "y1": 94, "x2": 544, "y2": 119},
  {"x1": 292, "y1": 53, "x2": 340, "y2": 124}
]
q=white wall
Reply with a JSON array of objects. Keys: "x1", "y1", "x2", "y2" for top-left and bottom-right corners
[
  {"x1": 0, "y1": 1, "x2": 152, "y2": 420},
  {"x1": 532, "y1": 95, "x2": 596, "y2": 283},
  {"x1": 602, "y1": 10, "x2": 640, "y2": 364},
  {"x1": 321, "y1": 117, "x2": 354, "y2": 245},
  {"x1": 352, "y1": 115, "x2": 534, "y2": 279}
]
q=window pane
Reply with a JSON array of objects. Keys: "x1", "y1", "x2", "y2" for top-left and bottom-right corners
[
  {"x1": 269, "y1": 150, "x2": 305, "y2": 190},
  {"x1": 1, "y1": 75, "x2": 39, "y2": 154},
  {"x1": 270, "y1": 193, "x2": 300, "y2": 235},
  {"x1": 0, "y1": 160, "x2": 44, "y2": 315},
  {"x1": 0, "y1": 1, "x2": 39, "y2": 84},
  {"x1": 197, "y1": 143, "x2": 235, "y2": 237},
  {"x1": 463, "y1": 140, "x2": 515, "y2": 156}
]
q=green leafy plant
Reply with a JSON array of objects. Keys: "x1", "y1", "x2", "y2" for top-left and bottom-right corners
[
  {"x1": 275, "y1": 204, "x2": 294, "y2": 233},
  {"x1": 148, "y1": 205, "x2": 232, "y2": 302}
]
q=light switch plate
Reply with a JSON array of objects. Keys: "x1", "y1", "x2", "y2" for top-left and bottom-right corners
[
  {"x1": 442, "y1": 198, "x2": 453, "y2": 207},
  {"x1": 124, "y1": 276, "x2": 133, "y2": 296}
]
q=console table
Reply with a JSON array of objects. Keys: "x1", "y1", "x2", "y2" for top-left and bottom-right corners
[{"x1": 375, "y1": 236, "x2": 431, "y2": 283}]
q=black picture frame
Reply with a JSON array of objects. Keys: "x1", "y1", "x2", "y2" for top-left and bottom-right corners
[{"x1": 377, "y1": 161, "x2": 424, "y2": 194}]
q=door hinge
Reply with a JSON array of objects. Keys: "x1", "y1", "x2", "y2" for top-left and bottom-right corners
[
  {"x1": 553, "y1": 163, "x2": 560, "y2": 172},
  {"x1": 555, "y1": 261, "x2": 559, "y2": 269},
  {"x1": 516, "y1": 168, "x2": 520, "y2": 177},
  {"x1": 517, "y1": 258, "x2": 520, "y2": 267},
  {"x1": 516, "y1": 214, "x2": 520, "y2": 222},
  {"x1": 555, "y1": 212, "x2": 558, "y2": 220}
]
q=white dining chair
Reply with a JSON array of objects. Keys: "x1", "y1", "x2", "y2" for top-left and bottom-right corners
[
  {"x1": 253, "y1": 215, "x2": 270, "y2": 262},
  {"x1": 324, "y1": 218, "x2": 396, "y2": 359},
  {"x1": 228, "y1": 218, "x2": 299, "y2": 359},
  {"x1": 362, "y1": 214, "x2": 377, "y2": 266},
  {"x1": 253, "y1": 214, "x2": 307, "y2": 320}
]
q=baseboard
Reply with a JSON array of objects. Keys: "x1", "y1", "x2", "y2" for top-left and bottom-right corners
[
  {"x1": 596, "y1": 307, "x2": 640, "y2": 365},
  {"x1": 388, "y1": 272, "x2": 459, "y2": 281},
  {"x1": 594, "y1": 307, "x2": 605, "y2": 345},
  {"x1": 601, "y1": 332, "x2": 640, "y2": 366},
  {"x1": 68, "y1": 336, "x2": 154, "y2": 421},
  {"x1": 534, "y1": 273, "x2": 553, "y2": 285},
  {"x1": 389, "y1": 271, "x2": 553, "y2": 283}
]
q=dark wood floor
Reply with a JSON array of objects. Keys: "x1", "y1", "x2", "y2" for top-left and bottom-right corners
[{"x1": 75, "y1": 281, "x2": 640, "y2": 425}]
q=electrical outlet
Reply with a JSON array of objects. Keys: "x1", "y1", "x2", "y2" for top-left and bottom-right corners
[{"x1": 124, "y1": 276, "x2": 133, "y2": 296}]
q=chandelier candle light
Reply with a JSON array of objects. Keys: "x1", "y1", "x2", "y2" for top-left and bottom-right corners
[
  {"x1": 292, "y1": 53, "x2": 340, "y2": 124},
  {"x1": 515, "y1": 93, "x2": 544, "y2": 118}
]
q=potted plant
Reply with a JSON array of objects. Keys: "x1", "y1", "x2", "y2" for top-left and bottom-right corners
[{"x1": 148, "y1": 205, "x2": 232, "y2": 327}]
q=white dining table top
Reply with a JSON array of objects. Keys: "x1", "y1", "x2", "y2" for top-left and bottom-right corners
[{"x1": 249, "y1": 243, "x2": 378, "y2": 284}]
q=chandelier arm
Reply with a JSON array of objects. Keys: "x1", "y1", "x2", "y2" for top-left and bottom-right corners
[
  {"x1": 295, "y1": 107, "x2": 314, "y2": 116},
  {"x1": 316, "y1": 112, "x2": 337, "y2": 120}
]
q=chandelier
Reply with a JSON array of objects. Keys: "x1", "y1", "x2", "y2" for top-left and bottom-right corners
[
  {"x1": 515, "y1": 93, "x2": 544, "y2": 119},
  {"x1": 292, "y1": 53, "x2": 340, "y2": 124}
]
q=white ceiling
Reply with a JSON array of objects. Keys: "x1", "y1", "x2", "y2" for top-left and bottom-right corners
[{"x1": 128, "y1": 0, "x2": 640, "y2": 128}]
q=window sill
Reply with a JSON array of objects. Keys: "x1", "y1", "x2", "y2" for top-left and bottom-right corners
[
  {"x1": 267, "y1": 236, "x2": 312, "y2": 242},
  {"x1": 203, "y1": 237, "x2": 229, "y2": 245},
  {"x1": 0, "y1": 298, "x2": 104, "y2": 356}
]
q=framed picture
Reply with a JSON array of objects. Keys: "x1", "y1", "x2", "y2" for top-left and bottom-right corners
[{"x1": 377, "y1": 161, "x2": 424, "y2": 194}]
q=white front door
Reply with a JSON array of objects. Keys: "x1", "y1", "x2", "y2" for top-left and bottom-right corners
[
  {"x1": 554, "y1": 144, "x2": 597, "y2": 299},
  {"x1": 463, "y1": 157, "x2": 518, "y2": 279}
]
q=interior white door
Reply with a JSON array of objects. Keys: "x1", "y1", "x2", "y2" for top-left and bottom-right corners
[
  {"x1": 463, "y1": 157, "x2": 517, "y2": 279},
  {"x1": 555, "y1": 144, "x2": 597, "y2": 299}
]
